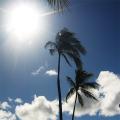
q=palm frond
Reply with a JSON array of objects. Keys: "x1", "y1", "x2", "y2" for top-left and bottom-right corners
[
  {"x1": 53, "y1": 28, "x2": 85, "y2": 69},
  {"x1": 47, "y1": 0, "x2": 70, "y2": 11},
  {"x1": 49, "y1": 48, "x2": 57, "y2": 55},
  {"x1": 81, "y1": 82, "x2": 100, "y2": 89},
  {"x1": 81, "y1": 88, "x2": 98, "y2": 101},
  {"x1": 66, "y1": 87, "x2": 75, "y2": 102},
  {"x1": 59, "y1": 28, "x2": 73, "y2": 37},
  {"x1": 75, "y1": 69, "x2": 82, "y2": 81},
  {"x1": 59, "y1": 28, "x2": 86, "y2": 54},
  {"x1": 82, "y1": 72, "x2": 93, "y2": 81},
  {"x1": 76, "y1": 70, "x2": 93, "y2": 84},
  {"x1": 66, "y1": 76, "x2": 75, "y2": 87},
  {"x1": 77, "y1": 93, "x2": 84, "y2": 107},
  {"x1": 45, "y1": 41, "x2": 56, "y2": 49},
  {"x1": 62, "y1": 53, "x2": 72, "y2": 66},
  {"x1": 65, "y1": 52, "x2": 83, "y2": 69},
  {"x1": 75, "y1": 41, "x2": 87, "y2": 55},
  {"x1": 64, "y1": 37, "x2": 86, "y2": 55},
  {"x1": 60, "y1": 43, "x2": 80, "y2": 58}
]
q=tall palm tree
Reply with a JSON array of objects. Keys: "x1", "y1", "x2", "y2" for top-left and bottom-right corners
[
  {"x1": 47, "y1": 0, "x2": 70, "y2": 11},
  {"x1": 66, "y1": 69, "x2": 99, "y2": 120},
  {"x1": 45, "y1": 28, "x2": 86, "y2": 120}
]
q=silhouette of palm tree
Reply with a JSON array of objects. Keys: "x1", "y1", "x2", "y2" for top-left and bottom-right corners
[
  {"x1": 47, "y1": 0, "x2": 70, "y2": 11},
  {"x1": 45, "y1": 28, "x2": 86, "y2": 120},
  {"x1": 66, "y1": 69, "x2": 99, "y2": 120}
]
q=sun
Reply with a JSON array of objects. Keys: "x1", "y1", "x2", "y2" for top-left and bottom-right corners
[{"x1": 4, "y1": 2, "x2": 45, "y2": 42}]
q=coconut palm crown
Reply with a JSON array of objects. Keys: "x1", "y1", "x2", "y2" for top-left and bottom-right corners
[
  {"x1": 66, "y1": 69, "x2": 100, "y2": 120},
  {"x1": 45, "y1": 28, "x2": 86, "y2": 68}
]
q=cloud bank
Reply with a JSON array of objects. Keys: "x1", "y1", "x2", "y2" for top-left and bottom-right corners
[
  {"x1": 97, "y1": 71, "x2": 120, "y2": 116},
  {"x1": 63, "y1": 71, "x2": 120, "y2": 117},
  {"x1": 0, "y1": 110, "x2": 16, "y2": 120},
  {"x1": 0, "y1": 101, "x2": 16, "y2": 120},
  {"x1": 16, "y1": 96, "x2": 58, "y2": 120},
  {"x1": 0, "y1": 101, "x2": 11, "y2": 110},
  {"x1": 0, "y1": 71, "x2": 120, "y2": 120}
]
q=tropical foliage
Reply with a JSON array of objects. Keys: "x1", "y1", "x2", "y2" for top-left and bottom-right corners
[
  {"x1": 66, "y1": 69, "x2": 99, "y2": 120},
  {"x1": 45, "y1": 28, "x2": 86, "y2": 120},
  {"x1": 45, "y1": 28, "x2": 86, "y2": 68}
]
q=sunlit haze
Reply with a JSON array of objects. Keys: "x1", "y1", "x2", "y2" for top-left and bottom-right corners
[{"x1": 3, "y1": 1, "x2": 46, "y2": 42}]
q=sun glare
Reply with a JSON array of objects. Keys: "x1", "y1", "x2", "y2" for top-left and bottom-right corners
[{"x1": 4, "y1": 2, "x2": 45, "y2": 42}]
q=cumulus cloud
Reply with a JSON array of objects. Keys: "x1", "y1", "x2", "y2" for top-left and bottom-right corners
[
  {"x1": 15, "y1": 71, "x2": 120, "y2": 119},
  {"x1": 0, "y1": 102, "x2": 11, "y2": 110},
  {"x1": 0, "y1": 101, "x2": 16, "y2": 120},
  {"x1": 31, "y1": 66, "x2": 45, "y2": 76},
  {"x1": 45, "y1": 69, "x2": 58, "y2": 76},
  {"x1": 0, "y1": 71, "x2": 120, "y2": 120},
  {"x1": 15, "y1": 98, "x2": 23, "y2": 104},
  {"x1": 97, "y1": 71, "x2": 120, "y2": 116},
  {"x1": 15, "y1": 96, "x2": 58, "y2": 120},
  {"x1": 63, "y1": 71, "x2": 120, "y2": 117},
  {"x1": 8, "y1": 97, "x2": 13, "y2": 102},
  {"x1": 0, "y1": 110, "x2": 16, "y2": 120}
]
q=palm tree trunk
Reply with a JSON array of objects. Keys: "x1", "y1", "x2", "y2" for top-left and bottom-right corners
[
  {"x1": 57, "y1": 53, "x2": 63, "y2": 120},
  {"x1": 72, "y1": 93, "x2": 77, "y2": 120}
]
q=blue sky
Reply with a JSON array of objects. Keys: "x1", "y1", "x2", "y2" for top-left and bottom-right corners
[{"x1": 0, "y1": 0, "x2": 120, "y2": 120}]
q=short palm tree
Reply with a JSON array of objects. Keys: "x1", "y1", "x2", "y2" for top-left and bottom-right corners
[
  {"x1": 66, "y1": 69, "x2": 99, "y2": 120},
  {"x1": 47, "y1": 0, "x2": 70, "y2": 11},
  {"x1": 45, "y1": 28, "x2": 86, "y2": 120}
]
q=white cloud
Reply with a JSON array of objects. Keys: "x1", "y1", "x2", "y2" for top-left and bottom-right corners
[
  {"x1": 0, "y1": 102, "x2": 11, "y2": 110},
  {"x1": 45, "y1": 69, "x2": 58, "y2": 76},
  {"x1": 17, "y1": 71, "x2": 120, "y2": 119},
  {"x1": 97, "y1": 71, "x2": 120, "y2": 116},
  {"x1": 8, "y1": 97, "x2": 13, "y2": 102},
  {"x1": 0, "y1": 71, "x2": 120, "y2": 120},
  {"x1": 31, "y1": 66, "x2": 45, "y2": 76},
  {"x1": 0, "y1": 110, "x2": 16, "y2": 120},
  {"x1": 63, "y1": 71, "x2": 120, "y2": 117},
  {"x1": 0, "y1": 101, "x2": 16, "y2": 120},
  {"x1": 15, "y1": 98, "x2": 23, "y2": 104},
  {"x1": 15, "y1": 96, "x2": 58, "y2": 120}
]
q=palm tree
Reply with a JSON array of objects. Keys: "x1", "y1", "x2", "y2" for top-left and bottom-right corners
[
  {"x1": 47, "y1": 0, "x2": 70, "y2": 11},
  {"x1": 66, "y1": 69, "x2": 99, "y2": 120},
  {"x1": 45, "y1": 28, "x2": 86, "y2": 120}
]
